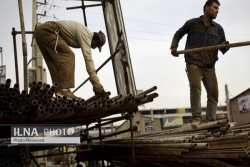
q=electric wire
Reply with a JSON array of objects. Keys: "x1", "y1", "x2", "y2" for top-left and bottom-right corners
[{"x1": 37, "y1": 1, "x2": 250, "y2": 41}]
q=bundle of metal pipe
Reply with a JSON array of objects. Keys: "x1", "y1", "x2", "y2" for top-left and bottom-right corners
[
  {"x1": 0, "y1": 146, "x2": 25, "y2": 167},
  {"x1": 77, "y1": 119, "x2": 250, "y2": 167},
  {"x1": 0, "y1": 79, "x2": 158, "y2": 125},
  {"x1": 29, "y1": 86, "x2": 158, "y2": 124},
  {"x1": 0, "y1": 79, "x2": 66, "y2": 123}
]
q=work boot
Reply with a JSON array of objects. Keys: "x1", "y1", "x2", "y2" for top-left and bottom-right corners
[
  {"x1": 56, "y1": 89, "x2": 82, "y2": 102},
  {"x1": 191, "y1": 119, "x2": 201, "y2": 128}
]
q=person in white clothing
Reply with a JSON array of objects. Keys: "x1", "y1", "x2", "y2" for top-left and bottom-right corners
[{"x1": 34, "y1": 20, "x2": 106, "y2": 101}]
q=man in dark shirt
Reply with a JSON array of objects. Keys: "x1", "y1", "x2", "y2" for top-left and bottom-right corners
[{"x1": 170, "y1": 0, "x2": 229, "y2": 128}]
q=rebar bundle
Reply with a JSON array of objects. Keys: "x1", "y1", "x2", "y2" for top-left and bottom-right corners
[{"x1": 77, "y1": 119, "x2": 250, "y2": 167}]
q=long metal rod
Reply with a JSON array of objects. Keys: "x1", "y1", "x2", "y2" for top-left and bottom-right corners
[
  {"x1": 83, "y1": 0, "x2": 111, "y2": 2},
  {"x1": 73, "y1": 49, "x2": 120, "y2": 93},
  {"x1": 11, "y1": 28, "x2": 20, "y2": 86},
  {"x1": 176, "y1": 41, "x2": 250, "y2": 54},
  {"x1": 97, "y1": 119, "x2": 105, "y2": 167},
  {"x1": 83, "y1": 115, "x2": 127, "y2": 132},
  {"x1": 32, "y1": 150, "x2": 89, "y2": 159},
  {"x1": 81, "y1": 0, "x2": 88, "y2": 26},
  {"x1": 18, "y1": 2, "x2": 29, "y2": 166},
  {"x1": 106, "y1": 126, "x2": 137, "y2": 138},
  {"x1": 0, "y1": 47, "x2": 3, "y2": 80},
  {"x1": 29, "y1": 153, "x2": 40, "y2": 167},
  {"x1": 11, "y1": 29, "x2": 34, "y2": 85},
  {"x1": 18, "y1": 0, "x2": 30, "y2": 167},
  {"x1": 67, "y1": 4, "x2": 101, "y2": 10},
  {"x1": 89, "y1": 127, "x2": 135, "y2": 140},
  {"x1": 225, "y1": 84, "x2": 232, "y2": 123},
  {"x1": 137, "y1": 86, "x2": 157, "y2": 96},
  {"x1": 130, "y1": 115, "x2": 135, "y2": 162},
  {"x1": 12, "y1": 31, "x2": 34, "y2": 34}
]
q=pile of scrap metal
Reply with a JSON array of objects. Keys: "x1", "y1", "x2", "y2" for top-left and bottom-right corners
[
  {"x1": 77, "y1": 119, "x2": 250, "y2": 167},
  {"x1": 0, "y1": 79, "x2": 158, "y2": 125}
]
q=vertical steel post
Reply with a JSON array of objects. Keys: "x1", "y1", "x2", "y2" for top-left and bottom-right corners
[
  {"x1": 98, "y1": 119, "x2": 105, "y2": 167},
  {"x1": 225, "y1": 84, "x2": 232, "y2": 122},
  {"x1": 11, "y1": 28, "x2": 20, "y2": 85},
  {"x1": 86, "y1": 124, "x2": 91, "y2": 167},
  {"x1": 130, "y1": 115, "x2": 135, "y2": 163},
  {"x1": 18, "y1": 1, "x2": 29, "y2": 167},
  {"x1": 32, "y1": 0, "x2": 44, "y2": 83},
  {"x1": 81, "y1": 0, "x2": 88, "y2": 26},
  {"x1": 0, "y1": 47, "x2": 3, "y2": 83}
]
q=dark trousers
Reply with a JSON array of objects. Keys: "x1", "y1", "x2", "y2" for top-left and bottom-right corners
[
  {"x1": 34, "y1": 22, "x2": 75, "y2": 92},
  {"x1": 186, "y1": 64, "x2": 218, "y2": 121}
]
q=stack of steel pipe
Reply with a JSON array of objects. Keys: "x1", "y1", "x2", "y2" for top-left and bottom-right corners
[
  {"x1": 0, "y1": 79, "x2": 24, "y2": 123},
  {"x1": 0, "y1": 146, "x2": 25, "y2": 167},
  {"x1": 0, "y1": 79, "x2": 158, "y2": 125},
  {"x1": 77, "y1": 119, "x2": 250, "y2": 167},
  {"x1": 37, "y1": 86, "x2": 158, "y2": 124}
]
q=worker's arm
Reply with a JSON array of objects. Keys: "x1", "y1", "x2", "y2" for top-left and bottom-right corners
[
  {"x1": 78, "y1": 32, "x2": 105, "y2": 95},
  {"x1": 170, "y1": 21, "x2": 190, "y2": 57}
]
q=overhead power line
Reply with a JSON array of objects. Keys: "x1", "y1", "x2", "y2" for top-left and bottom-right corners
[
  {"x1": 72, "y1": 10, "x2": 250, "y2": 36},
  {"x1": 41, "y1": 2, "x2": 250, "y2": 38},
  {"x1": 37, "y1": 0, "x2": 58, "y2": 22}
]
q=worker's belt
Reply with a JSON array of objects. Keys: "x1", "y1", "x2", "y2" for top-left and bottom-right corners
[{"x1": 186, "y1": 60, "x2": 214, "y2": 68}]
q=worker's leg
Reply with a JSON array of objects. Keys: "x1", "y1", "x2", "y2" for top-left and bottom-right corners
[
  {"x1": 186, "y1": 64, "x2": 203, "y2": 120},
  {"x1": 34, "y1": 23, "x2": 59, "y2": 86},
  {"x1": 34, "y1": 22, "x2": 75, "y2": 92},
  {"x1": 52, "y1": 36, "x2": 75, "y2": 91},
  {"x1": 202, "y1": 68, "x2": 218, "y2": 121}
]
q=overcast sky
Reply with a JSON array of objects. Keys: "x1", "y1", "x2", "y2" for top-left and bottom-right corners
[{"x1": 0, "y1": 0, "x2": 250, "y2": 110}]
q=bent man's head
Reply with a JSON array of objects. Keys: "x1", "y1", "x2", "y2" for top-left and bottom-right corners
[{"x1": 91, "y1": 31, "x2": 106, "y2": 52}]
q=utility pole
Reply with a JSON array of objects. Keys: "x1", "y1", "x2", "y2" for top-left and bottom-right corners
[
  {"x1": 150, "y1": 108, "x2": 154, "y2": 133},
  {"x1": 30, "y1": 0, "x2": 46, "y2": 85},
  {"x1": 0, "y1": 47, "x2": 4, "y2": 83},
  {"x1": 29, "y1": 1, "x2": 47, "y2": 167},
  {"x1": 225, "y1": 84, "x2": 232, "y2": 122},
  {"x1": 18, "y1": 0, "x2": 28, "y2": 92}
]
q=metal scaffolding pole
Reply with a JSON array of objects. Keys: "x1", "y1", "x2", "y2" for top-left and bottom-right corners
[
  {"x1": 18, "y1": 1, "x2": 29, "y2": 167},
  {"x1": 176, "y1": 41, "x2": 250, "y2": 54}
]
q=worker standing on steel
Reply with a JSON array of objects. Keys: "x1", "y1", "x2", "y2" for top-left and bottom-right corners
[
  {"x1": 34, "y1": 20, "x2": 106, "y2": 101},
  {"x1": 170, "y1": 0, "x2": 229, "y2": 128}
]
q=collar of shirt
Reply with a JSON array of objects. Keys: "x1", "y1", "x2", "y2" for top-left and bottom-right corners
[{"x1": 199, "y1": 15, "x2": 216, "y2": 26}]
